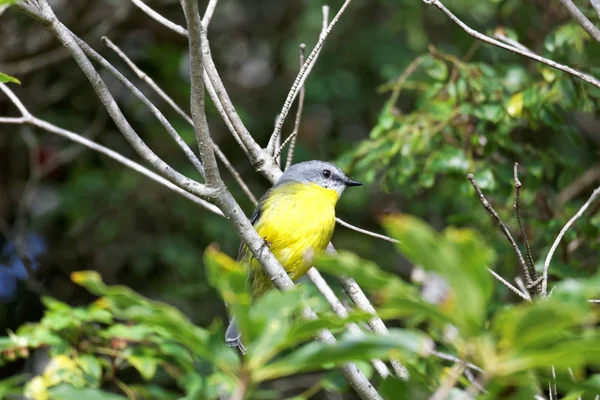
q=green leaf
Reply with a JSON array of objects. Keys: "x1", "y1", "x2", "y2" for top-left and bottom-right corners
[
  {"x1": 0, "y1": 72, "x2": 20, "y2": 84},
  {"x1": 382, "y1": 215, "x2": 494, "y2": 335},
  {"x1": 256, "y1": 329, "x2": 433, "y2": 381},
  {"x1": 127, "y1": 356, "x2": 158, "y2": 380},
  {"x1": 48, "y1": 384, "x2": 127, "y2": 400},
  {"x1": 427, "y1": 146, "x2": 469, "y2": 175},
  {"x1": 76, "y1": 355, "x2": 102, "y2": 387}
]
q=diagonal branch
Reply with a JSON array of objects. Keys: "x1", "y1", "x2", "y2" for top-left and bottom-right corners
[
  {"x1": 422, "y1": 0, "x2": 600, "y2": 89},
  {"x1": 542, "y1": 185, "x2": 600, "y2": 296},
  {"x1": 20, "y1": 1, "x2": 216, "y2": 200},
  {"x1": 0, "y1": 83, "x2": 222, "y2": 215},
  {"x1": 102, "y1": 36, "x2": 257, "y2": 204},
  {"x1": 557, "y1": 0, "x2": 600, "y2": 42},
  {"x1": 306, "y1": 268, "x2": 392, "y2": 378},
  {"x1": 267, "y1": 2, "x2": 349, "y2": 153},
  {"x1": 591, "y1": 0, "x2": 600, "y2": 21},
  {"x1": 467, "y1": 173, "x2": 534, "y2": 288}
]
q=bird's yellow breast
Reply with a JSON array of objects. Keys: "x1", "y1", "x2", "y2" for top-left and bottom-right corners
[{"x1": 246, "y1": 182, "x2": 339, "y2": 296}]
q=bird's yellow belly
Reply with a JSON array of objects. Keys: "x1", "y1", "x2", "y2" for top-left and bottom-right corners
[{"x1": 249, "y1": 183, "x2": 338, "y2": 295}]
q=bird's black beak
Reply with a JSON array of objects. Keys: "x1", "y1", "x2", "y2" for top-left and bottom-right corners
[{"x1": 344, "y1": 177, "x2": 363, "y2": 187}]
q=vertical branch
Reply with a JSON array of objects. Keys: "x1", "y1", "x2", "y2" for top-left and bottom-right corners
[
  {"x1": 513, "y1": 163, "x2": 539, "y2": 292},
  {"x1": 181, "y1": 0, "x2": 221, "y2": 187}
]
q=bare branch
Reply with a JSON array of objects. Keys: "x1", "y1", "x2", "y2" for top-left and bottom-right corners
[
  {"x1": 557, "y1": 0, "x2": 600, "y2": 41},
  {"x1": 514, "y1": 277, "x2": 531, "y2": 300},
  {"x1": 181, "y1": 0, "x2": 221, "y2": 186},
  {"x1": 513, "y1": 163, "x2": 538, "y2": 287},
  {"x1": 19, "y1": 1, "x2": 215, "y2": 199},
  {"x1": 423, "y1": 0, "x2": 600, "y2": 89},
  {"x1": 431, "y1": 351, "x2": 484, "y2": 373},
  {"x1": 213, "y1": 145, "x2": 257, "y2": 205},
  {"x1": 487, "y1": 268, "x2": 532, "y2": 302},
  {"x1": 468, "y1": 173, "x2": 533, "y2": 287},
  {"x1": 130, "y1": 0, "x2": 188, "y2": 36},
  {"x1": 335, "y1": 218, "x2": 400, "y2": 244},
  {"x1": 267, "y1": 1, "x2": 351, "y2": 153},
  {"x1": 101, "y1": 36, "x2": 257, "y2": 203},
  {"x1": 306, "y1": 268, "x2": 392, "y2": 379},
  {"x1": 591, "y1": 0, "x2": 600, "y2": 21},
  {"x1": 202, "y1": 0, "x2": 219, "y2": 27},
  {"x1": 93, "y1": 36, "x2": 206, "y2": 178},
  {"x1": 275, "y1": 43, "x2": 306, "y2": 170},
  {"x1": 493, "y1": 30, "x2": 532, "y2": 53},
  {"x1": 0, "y1": 84, "x2": 222, "y2": 216},
  {"x1": 542, "y1": 185, "x2": 600, "y2": 296}
]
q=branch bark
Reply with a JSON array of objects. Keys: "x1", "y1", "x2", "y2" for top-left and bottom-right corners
[{"x1": 422, "y1": 0, "x2": 600, "y2": 89}]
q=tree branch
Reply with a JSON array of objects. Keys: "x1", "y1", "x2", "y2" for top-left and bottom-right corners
[
  {"x1": 20, "y1": 1, "x2": 216, "y2": 200},
  {"x1": 557, "y1": 0, "x2": 600, "y2": 42},
  {"x1": 513, "y1": 163, "x2": 539, "y2": 289},
  {"x1": 181, "y1": 0, "x2": 221, "y2": 186},
  {"x1": 542, "y1": 185, "x2": 600, "y2": 296},
  {"x1": 0, "y1": 83, "x2": 222, "y2": 216},
  {"x1": 306, "y1": 268, "x2": 392, "y2": 379},
  {"x1": 422, "y1": 0, "x2": 600, "y2": 89},
  {"x1": 591, "y1": 0, "x2": 600, "y2": 21},
  {"x1": 267, "y1": 2, "x2": 348, "y2": 153},
  {"x1": 467, "y1": 173, "x2": 534, "y2": 289},
  {"x1": 101, "y1": 36, "x2": 257, "y2": 204}
]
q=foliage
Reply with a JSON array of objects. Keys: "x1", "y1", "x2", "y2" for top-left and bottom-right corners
[{"x1": 1, "y1": 216, "x2": 599, "y2": 398}]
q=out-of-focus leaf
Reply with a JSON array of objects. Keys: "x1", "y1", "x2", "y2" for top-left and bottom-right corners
[
  {"x1": 127, "y1": 355, "x2": 158, "y2": 380},
  {"x1": 383, "y1": 215, "x2": 494, "y2": 335},
  {"x1": 256, "y1": 329, "x2": 433, "y2": 381},
  {"x1": 48, "y1": 384, "x2": 127, "y2": 400}
]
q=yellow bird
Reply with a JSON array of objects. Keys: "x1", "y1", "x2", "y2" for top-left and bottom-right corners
[{"x1": 225, "y1": 160, "x2": 362, "y2": 351}]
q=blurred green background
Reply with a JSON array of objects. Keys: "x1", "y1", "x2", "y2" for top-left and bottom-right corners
[{"x1": 1, "y1": 0, "x2": 600, "y2": 396}]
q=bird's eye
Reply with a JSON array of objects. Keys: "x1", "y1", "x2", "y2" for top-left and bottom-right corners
[{"x1": 322, "y1": 169, "x2": 332, "y2": 179}]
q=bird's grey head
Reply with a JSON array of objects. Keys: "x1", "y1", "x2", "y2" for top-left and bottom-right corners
[{"x1": 276, "y1": 160, "x2": 362, "y2": 197}]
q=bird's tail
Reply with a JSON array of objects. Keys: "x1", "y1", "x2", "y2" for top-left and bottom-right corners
[{"x1": 225, "y1": 317, "x2": 246, "y2": 354}]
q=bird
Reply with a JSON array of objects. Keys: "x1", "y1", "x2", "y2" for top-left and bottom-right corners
[{"x1": 225, "y1": 160, "x2": 362, "y2": 352}]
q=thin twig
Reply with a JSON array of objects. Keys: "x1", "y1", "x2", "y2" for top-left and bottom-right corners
[
  {"x1": 202, "y1": 0, "x2": 219, "y2": 27},
  {"x1": 275, "y1": 43, "x2": 306, "y2": 170},
  {"x1": 514, "y1": 277, "x2": 531, "y2": 300},
  {"x1": 267, "y1": 2, "x2": 349, "y2": 153},
  {"x1": 431, "y1": 351, "x2": 484, "y2": 373},
  {"x1": 335, "y1": 218, "x2": 399, "y2": 244},
  {"x1": 557, "y1": 0, "x2": 600, "y2": 41},
  {"x1": 468, "y1": 174, "x2": 533, "y2": 289},
  {"x1": 102, "y1": 36, "x2": 257, "y2": 204},
  {"x1": 0, "y1": 84, "x2": 222, "y2": 216},
  {"x1": 493, "y1": 30, "x2": 532, "y2": 53},
  {"x1": 542, "y1": 185, "x2": 600, "y2": 296},
  {"x1": 16, "y1": 2, "x2": 215, "y2": 199},
  {"x1": 513, "y1": 163, "x2": 539, "y2": 288},
  {"x1": 487, "y1": 268, "x2": 531, "y2": 302},
  {"x1": 423, "y1": 0, "x2": 600, "y2": 89},
  {"x1": 130, "y1": 0, "x2": 188, "y2": 36}
]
